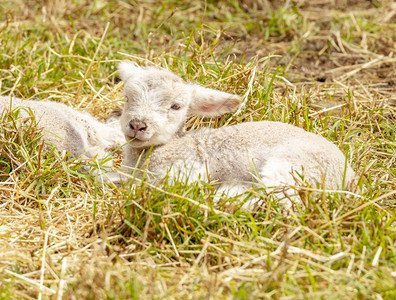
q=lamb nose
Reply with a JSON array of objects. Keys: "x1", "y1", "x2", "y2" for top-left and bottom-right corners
[{"x1": 129, "y1": 121, "x2": 147, "y2": 133}]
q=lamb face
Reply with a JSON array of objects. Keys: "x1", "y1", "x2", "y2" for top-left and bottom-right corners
[
  {"x1": 119, "y1": 66, "x2": 188, "y2": 148},
  {"x1": 118, "y1": 62, "x2": 242, "y2": 150}
]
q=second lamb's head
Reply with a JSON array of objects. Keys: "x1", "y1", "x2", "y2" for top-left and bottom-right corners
[{"x1": 118, "y1": 62, "x2": 242, "y2": 149}]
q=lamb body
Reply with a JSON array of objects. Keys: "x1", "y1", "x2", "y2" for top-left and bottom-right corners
[
  {"x1": 134, "y1": 121, "x2": 355, "y2": 192},
  {"x1": 0, "y1": 96, "x2": 124, "y2": 160},
  {"x1": 117, "y1": 63, "x2": 355, "y2": 205}
]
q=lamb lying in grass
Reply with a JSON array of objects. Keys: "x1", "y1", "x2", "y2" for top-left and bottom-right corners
[
  {"x1": 116, "y1": 63, "x2": 355, "y2": 208},
  {"x1": 0, "y1": 96, "x2": 124, "y2": 161}
]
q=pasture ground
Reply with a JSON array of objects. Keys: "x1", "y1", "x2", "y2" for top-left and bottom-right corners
[{"x1": 0, "y1": 0, "x2": 395, "y2": 298}]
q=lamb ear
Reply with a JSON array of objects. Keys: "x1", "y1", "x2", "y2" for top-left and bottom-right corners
[
  {"x1": 118, "y1": 61, "x2": 141, "y2": 82},
  {"x1": 188, "y1": 84, "x2": 242, "y2": 117}
]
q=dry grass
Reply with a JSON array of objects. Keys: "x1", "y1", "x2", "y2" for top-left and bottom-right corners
[{"x1": 0, "y1": 0, "x2": 395, "y2": 299}]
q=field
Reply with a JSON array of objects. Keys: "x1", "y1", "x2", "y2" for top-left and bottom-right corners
[{"x1": 0, "y1": 0, "x2": 395, "y2": 299}]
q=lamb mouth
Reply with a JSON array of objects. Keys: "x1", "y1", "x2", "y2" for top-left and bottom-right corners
[
  {"x1": 126, "y1": 136, "x2": 151, "y2": 145},
  {"x1": 124, "y1": 135, "x2": 142, "y2": 142}
]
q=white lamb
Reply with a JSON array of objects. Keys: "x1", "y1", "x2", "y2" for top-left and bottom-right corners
[
  {"x1": 116, "y1": 62, "x2": 355, "y2": 208},
  {"x1": 0, "y1": 96, "x2": 124, "y2": 161}
]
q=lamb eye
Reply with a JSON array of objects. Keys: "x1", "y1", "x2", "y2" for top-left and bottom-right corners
[{"x1": 171, "y1": 104, "x2": 181, "y2": 110}]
